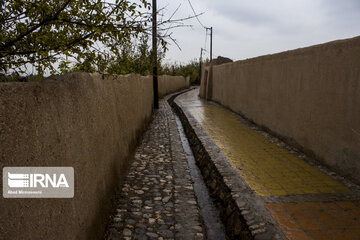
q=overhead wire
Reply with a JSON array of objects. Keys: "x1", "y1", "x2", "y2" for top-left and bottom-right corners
[
  {"x1": 187, "y1": 0, "x2": 211, "y2": 59},
  {"x1": 187, "y1": 0, "x2": 207, "y2": 29}
]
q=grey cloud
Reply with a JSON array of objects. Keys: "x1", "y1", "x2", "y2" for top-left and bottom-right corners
[
  {"x1": 214, "y1": 6, "x2": 275, "y2": 26},
  {"x1": 209, "y1": 2, "x2": 278, "y2": 26},
  {"x1": 165, "y1": 0, "x2": 360, "y2": 63}
]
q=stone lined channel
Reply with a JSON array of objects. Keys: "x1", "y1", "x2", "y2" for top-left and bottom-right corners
[
  {"x1": 174, "y1": 115, "x2": 227, "y2": 240},
  {"x1": 169, "y1": 91, "x2": 255, "y2": 239}
]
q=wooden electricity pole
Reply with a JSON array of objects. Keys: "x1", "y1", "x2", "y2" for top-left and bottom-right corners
[
  {"x1": 205, "y1": 27, "x2": 213, "y2": 62},
  {"x1": 199, "y1": 48, "x2": 204, "y2": 83},
  {"x1": 210, "y1": 27, "x2": 213, "y2": 62},
  {"x1": 152, "y1": 0, "x2": 159, "y2": 109}
]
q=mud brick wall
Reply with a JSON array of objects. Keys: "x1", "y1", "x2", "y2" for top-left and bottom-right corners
[
  {"x1": 159, "y1": 75, "x2": 190, "y2": 98},
  {"x1": 201, "y1": 36, "x2": 360, "y2": 184},
  {"x1": 0, "y1": 72, "x2": 188, "y2": 240}
]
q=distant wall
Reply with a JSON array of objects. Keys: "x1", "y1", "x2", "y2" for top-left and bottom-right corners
[
  {"x1": 159, "y1": 75, "x2": 190, "y2": 98},
  {"x1": 0, "y1": 72, "x2": 188, "y2": 240},
  {"x1": 201, "y1": 36, "x2": 360, "y2": 183}
]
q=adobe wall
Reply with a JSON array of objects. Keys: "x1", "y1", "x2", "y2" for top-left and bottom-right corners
[
  {"x1": 159, "y1": 75, "x2": 190, "y2": 98},
  {"x1": 0, "y1": 72, "x2": 188, "y2": 239},
  {"x1": 201, "y1": 36, "x2": 360, "y2": 183}
]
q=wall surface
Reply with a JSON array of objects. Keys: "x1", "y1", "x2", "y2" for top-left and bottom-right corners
[
  {"x1": 0, "y1": 72, "x2": 188, "y2": 240},
  {"x1": 201, "y1": 36, "x2": 360, "y2": 183},
  {"x1": 159, "y1": 75, "x2": 190, "y2": 98}
]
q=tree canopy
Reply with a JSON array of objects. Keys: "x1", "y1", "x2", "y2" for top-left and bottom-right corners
[
  {"x1": 64, "y1": 34, "x2": 157, "y2": 75},
  {"x1": 0, "y1": 0, "x2": 152, "y2": 75}
]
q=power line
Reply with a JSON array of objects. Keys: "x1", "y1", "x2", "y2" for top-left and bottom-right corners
[
  {"x1": 187, "y1": 0, "x2": 213, "y2": 61},
  {"x1": 187, "y1": 0, "x2": 206, "y2": 29}
]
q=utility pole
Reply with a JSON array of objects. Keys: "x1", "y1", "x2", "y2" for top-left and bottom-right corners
[
  {"x1": 199, "y1": 48, "x2": 204, "y2": 84},
  {"x1": 210, "y1": 27, "x2": 213, "y2": 62},
  {"x1": 152, "y1": 0, "x2": 159, "y2": 109},
  {"x1": 206, "y1": 27, "x2": 213, "y2": 62}
]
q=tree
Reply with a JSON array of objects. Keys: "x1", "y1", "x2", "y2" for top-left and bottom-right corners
[
  {"x1": 161, "y1": 60, "x2": 203, "y2": 84},
  {"x1": 104, "y1": 34, "x2": 163, "y2": 76},
  {"x1": 0, "y1": 0, "x2": 202, "y2": 78},
  {"x1": 0, "y1": 0, "x2": 151, "y2": 75}
]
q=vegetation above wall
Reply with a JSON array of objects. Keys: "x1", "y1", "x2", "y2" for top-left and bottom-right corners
[
  {"x1": 0, "y1": 0, "x2": 154, "y2": 75},
  {"x1": 0, "y1": 32, "x2": 204, "y2": 84},
  {"x1": 0, "y1": 0, "x2": 197, "y2": 79}
]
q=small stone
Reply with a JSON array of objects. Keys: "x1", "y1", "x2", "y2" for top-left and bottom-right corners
[
  {"x1": 126, "y1": 218, "x2": 136, "y2": 225},
  {"x1": 146, "y1": 232, "x2": 158, "y2": 238},
  {"x1": 159, "y1": 229, "x2": 173, "y2": 238},
  {"x1": 123, "y1": 228, "x2": 132, "y2": 236},
  {"x1": 192, "y1": 226, "x2": 202, "y2": 232},
  {"x1": 125, "y1": 224, "x2": 134, "y2": 229},
  {"x1": 149, "y1": 218, "x2": 156, "y2": 224},
  {"x1": 162, "y1": 196, "x2": 171, "y2": 203},
  {"x1": 236, "y1": 200, "x2": 246, "y2": 208},
  {"x1": 241, "y1": 210, "x2": 250, "y2": 215},
  {"x1": 157, "y1": 219, "x2": 165, "y2": 224},
  {"x1": 252, "y1": 228, "x2": 266, "y2": 235},
  {"x1": 132, "y1": 200, "x2": 142, "y2": 205},
  {"x1": 136, "y1": 223, "x2": 147, "y2": 228},
  {"x1": 165, "y1": 202, "x2": 173, "y2": 208}
]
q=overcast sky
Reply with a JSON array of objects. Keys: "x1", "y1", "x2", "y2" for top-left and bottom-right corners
[{"x1": 159, "y1": 0, "x2": 360, "y2": 64}]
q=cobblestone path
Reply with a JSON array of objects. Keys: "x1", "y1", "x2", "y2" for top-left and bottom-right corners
[
  {"x1": 105, "y1": 98, "x2": 205, "y2": 240},
  {"x1": 176, "y1": 88, "x2": 360, "y2": 240}
]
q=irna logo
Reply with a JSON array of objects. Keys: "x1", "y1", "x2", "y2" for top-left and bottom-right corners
[
  {"x1": 8, "y1": 172, "x2": 69, "y2": 188},
  {"x1": 3, "y1": 167, "x2": 74, "y2": 198}
]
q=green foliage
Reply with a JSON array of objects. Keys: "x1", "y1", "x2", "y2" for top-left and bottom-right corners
[
  {"x1": 0, "y1": 0, "x2": 152, "y2": 74},
  {"x1": 161, "y1": 60, "x2": 202, "y2": 84},
  {"x1": 64, "y1": 34, "x2": 160, "y2": 76},
  {"x1": 0, "y1": 72, "x2": 20, "y2": 82}
]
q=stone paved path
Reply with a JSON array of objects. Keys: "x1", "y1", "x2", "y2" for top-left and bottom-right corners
[
  {"x1": 176, "y1": 88, "x2": 360, "y2": 240},
  {"x1": 105, "y1": 98, "x2": 205, "y2": 240}
]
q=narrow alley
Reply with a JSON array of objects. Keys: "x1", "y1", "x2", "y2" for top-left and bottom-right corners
[{"x1": 105, "y1": 88, "x2": 360, "y2": 240}]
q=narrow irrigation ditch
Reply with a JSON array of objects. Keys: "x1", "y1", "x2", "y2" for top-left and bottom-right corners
[
  {"x1": 168, "y1": 92, "x2": 253, "y2": 240},
  {"x1": 175, "y1": 114, "x2": 227, "y2": 240}
]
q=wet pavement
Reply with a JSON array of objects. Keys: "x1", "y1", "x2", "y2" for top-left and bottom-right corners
[{"x1": 176, "y1": 88, "x2": 360, "y2": 240}]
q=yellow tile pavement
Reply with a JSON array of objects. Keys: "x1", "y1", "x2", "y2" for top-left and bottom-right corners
[
  {"x1": 266, "y1": 201, "x2": 360, "y2": 240},
  {"x1": 188, "y1": 105, "x2": 350, "y2": 196}
]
